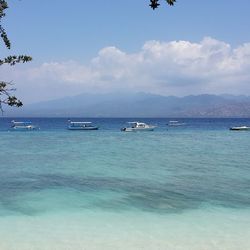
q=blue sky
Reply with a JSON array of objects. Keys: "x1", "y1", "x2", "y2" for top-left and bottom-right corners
[{"x1": 1, "y1": 0, "x2": 250, "y2": 103}]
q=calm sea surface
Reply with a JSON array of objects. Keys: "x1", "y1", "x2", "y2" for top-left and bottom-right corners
[{"x1": 0, "y1": 118, "x2": 250, "y2": 250}]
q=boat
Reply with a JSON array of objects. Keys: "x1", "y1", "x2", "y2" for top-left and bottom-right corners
[
  {"x1": 229, "y1": 126, "x2": 250, "y2": 131},
  {"x1": 167, "y1": 120, "x2": 186, "y2": 126},
  {"x1": 11, "y1": 120, "x2": 39, "y2": 131},
  {"x1": 121, "y1": 122, "x2": 156, "y2": 132},
  {"x1": 67, "y1": 121, "x2": 99, "y2": 130}
]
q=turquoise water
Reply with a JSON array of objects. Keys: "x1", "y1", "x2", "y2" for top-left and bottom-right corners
[{"x1": 0, "y1": 118, "x2": 250, "y2": 249}]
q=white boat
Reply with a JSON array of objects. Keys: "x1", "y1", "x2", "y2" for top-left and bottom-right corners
[
  {"x1": 167, "y1": 120, "x2": 186, "y2": 126},
  {"x1": 68, "y1": 121, "x2": 99, "y2": 130},
  {"x1": 230, "y1": 126, "x2": 250, "y2": 131},
  {"x1": 121, "y1": 122, "x2": 156, "y2": 132},
  {"x1": 11, "y1": 121, "x2": 39, "y2": 131}
]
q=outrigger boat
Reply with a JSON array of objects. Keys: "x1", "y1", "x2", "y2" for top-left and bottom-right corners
[
  {"x1": 121, "y1": 122, "x2": 156, "y2": 132},
  {"x1": 230, "y1": 126, "x2": 250, "y2": 131},
  {"x1": 167, "y1": 120, "x2": 186, "y2": 126},
  {"x1": 11, "y1": 121, "x2": 39, "y2": 131},
  {"x1": 67, "y1": 121, "x2": 99, "y2": 130}
]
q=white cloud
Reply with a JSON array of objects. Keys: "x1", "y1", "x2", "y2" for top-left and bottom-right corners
[{"x1": 1, "y1": 37, "x2": 250, "y2": 103}]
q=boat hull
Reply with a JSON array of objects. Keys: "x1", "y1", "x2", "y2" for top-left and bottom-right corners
[
  {"x1": 11, "y1": 125, "x2": 39, "y2": 131},
  {"x1": 121, "y1": 127, "x2": 155, "y2": 132},
  {"x1": 230, "y1": 126, "x2": 250, "y2": 131},
  {"x1": 68, "y1": 126, "x2": 99, "y2": 130}
]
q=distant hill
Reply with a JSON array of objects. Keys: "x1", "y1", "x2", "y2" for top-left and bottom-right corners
[{"x1": 4, "y1": 93, "x2": 250, "y2": 117}]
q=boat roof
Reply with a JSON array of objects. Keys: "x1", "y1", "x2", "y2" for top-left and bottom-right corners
[
  {"x1": 232, "y1": 126, "x2": 249, "y2": 128},
  {"x1": 128, "y1": 121, "x2": 144, "y2": 124},
  {"x1": 11, "y1": 121, "x2": 32, "y2": 124},
  {"x1": 69, "y1": 121, "x2": 92, "y2": 124}
]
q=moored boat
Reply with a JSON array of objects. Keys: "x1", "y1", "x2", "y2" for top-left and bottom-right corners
[
  {"x1": 121, "y1": 122, "x2": 156, "y2": 132},
  {"x1": 230, "y1": 126, "x2": 250, "y2": 131},
  {"x1": 11, "y1": 121, "x2": 39, "y2": 131},
  {"x1": 68, "y1": 121, "x2": 99, "y2": 130},
  {"x1": 167, "y1": 120, "x2": 186, "y2": 126}
]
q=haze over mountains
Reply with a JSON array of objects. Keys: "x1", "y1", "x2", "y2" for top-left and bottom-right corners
[{"x1": 5, "y1": 93, "x2": 250, "y2": 118}]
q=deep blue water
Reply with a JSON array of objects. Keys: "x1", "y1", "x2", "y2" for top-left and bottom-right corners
[{"x1": 1, "y1": 117, "x2": 250, "y2": 131}]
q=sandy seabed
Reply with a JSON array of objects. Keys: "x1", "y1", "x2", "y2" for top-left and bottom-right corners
[{"x1": 0, "y1": 207, "x2": 249, "y2": 250}]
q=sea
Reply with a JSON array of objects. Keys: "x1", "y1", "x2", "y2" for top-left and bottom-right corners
[{"x1": 0, "y1": 117, "x2": 250, "y2": 250}]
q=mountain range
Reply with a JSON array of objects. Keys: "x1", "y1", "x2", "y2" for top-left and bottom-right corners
[{"x1": 4, "y1": 93, "x2": 250, "y2": 117}]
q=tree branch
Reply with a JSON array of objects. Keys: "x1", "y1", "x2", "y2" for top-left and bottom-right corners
[
  {"x1": 0, "y1": 0, "x2": 31, "y2": 111},
  {"x1": 0, "y1": 81, "x2": 23, "y2": 113}
]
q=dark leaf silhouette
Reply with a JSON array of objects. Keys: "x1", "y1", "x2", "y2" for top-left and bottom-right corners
[
  {"x1": 149, "y1": 0, "x2": 176, "y2": 10},
  {"x1": 0, "y1": 0, "x2": 32, "y2": 111}
]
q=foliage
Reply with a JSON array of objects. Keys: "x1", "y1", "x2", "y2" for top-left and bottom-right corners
[
  {"x1": 0, "y1": 0, "x2": 32, "y2": 111},
  {"x1": 149, "y1": 0, "x2": 176, "y2": 10}
]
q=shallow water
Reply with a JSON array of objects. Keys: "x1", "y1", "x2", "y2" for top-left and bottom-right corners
[{"x1": 0, "y1": 118, "x2": 250, "y2": 249}]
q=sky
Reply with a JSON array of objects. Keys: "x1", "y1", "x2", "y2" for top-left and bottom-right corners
[{"x1": 1, "y1": 0, "x2": 250, "y2": 104}]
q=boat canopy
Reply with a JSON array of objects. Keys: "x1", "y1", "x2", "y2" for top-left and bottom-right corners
[
  {"x1": 69, "y1": 121, "x2": 92, "y2": 124},
  {"x1": 11, "y1": 121, "x2": 32, "y2": 125},
  {"x1": 127, "y1": 121, "x2": 146, "y2": 125}
]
